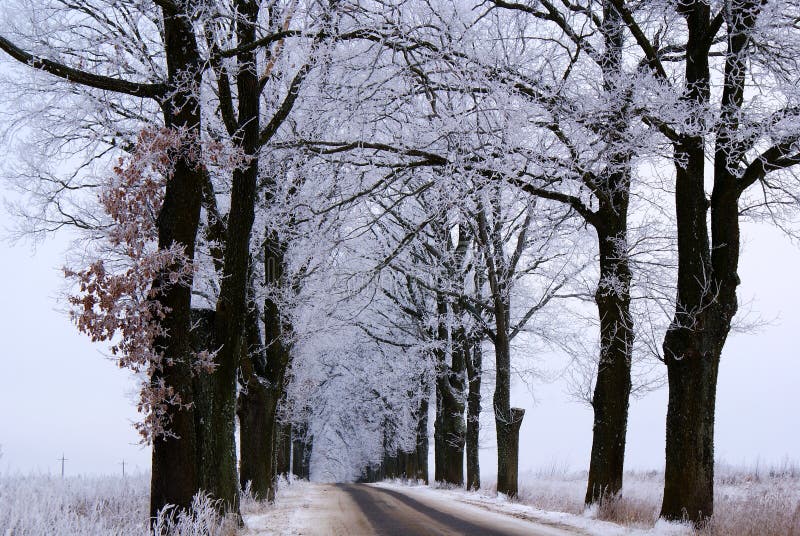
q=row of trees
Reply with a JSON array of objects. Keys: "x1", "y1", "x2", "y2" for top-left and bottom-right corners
[{"x1": 2, "y1": 0, "x2": 799, "y2": 527}]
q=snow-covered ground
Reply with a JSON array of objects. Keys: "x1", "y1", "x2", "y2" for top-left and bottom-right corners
[
  {"x1": 241, "y1": 479, "x2": 372, "y2": 536},
  {"x1": 1, "y1": 467, "x2": 798, "y2": 535},
  {"x1": 478, "y1": 464, "x2": 800, "y2": 535},
  {"x1": 373, "y1": 481, "x2": 689, "y2": 536},
  {"x1": 0, "y1": 473, "x2": 238, "y2": 535}
]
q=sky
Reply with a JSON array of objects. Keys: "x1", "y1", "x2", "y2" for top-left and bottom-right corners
[
  {"x1": 0, "y1": 227, "x2": 151, "y2": 476},
  {"x1": 0, "y1": 201, "x2": 798, "y2": 478}
]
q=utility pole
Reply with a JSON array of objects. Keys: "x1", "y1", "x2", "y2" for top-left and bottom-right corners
[
  {"x1": 58, "y1": 454, "x2": 67, "y2": 478},
  {"x1": 120, "y1": 460, "x2": 126, "y2": 477}
]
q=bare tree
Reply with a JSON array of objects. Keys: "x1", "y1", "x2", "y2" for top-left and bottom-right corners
[{"x1": 607, "y1": 0, "x2": 800, "y2": 523}]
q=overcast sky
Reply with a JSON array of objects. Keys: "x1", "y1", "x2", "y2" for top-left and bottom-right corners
[{"x1": 1, "y1": 191, "x2": 798, "y2": 478}]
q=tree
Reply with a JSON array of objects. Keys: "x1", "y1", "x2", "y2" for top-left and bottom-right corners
[
  {"x1": 288, "y1": 0, "x2": 668, "y2": 500},
  {"x1": 607, "y1": 0, "x2": 800, "y2": 522},
  {"x1": 1, "y1": 0, "x2": 341, "y2": 515},
  {"x1": 1, "y1": 0, "x2": 217, "y2": 518}
]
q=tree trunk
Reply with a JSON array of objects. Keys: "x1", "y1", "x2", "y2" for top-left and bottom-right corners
[
  {"x1": 260, "y1": 233, "x2": 293, "y2": 498},
  {"x1": 276, "y1": 422, "x2": 292, "y2": 476},
  {"x1": 433, "y1": 391, "x2": 445, "y2": 483},
  {"x1": 416, "y1": 397, "x2": 429, "y2": 483},
  {"x1": 584, "y1": 1, "x2": 635, "y2": 506},
  {"x1": 585, "y1": 222, "x2": 633, "y2": 503},
  {"x1": 435, "y1": 376, "x2": 466, "y2": 486},
  {"x1": 465, "y1": 339, "x2": 482, "y2": 490},
  {"x1": 657, "y1": 2, "x2": 737, "y2": 524},
  {"x1": 493, "y1": 330, "x2": 522, "y2": 497},
  {"x1": 238, "y1": 374, "x2": 270, "y2": 499},
  {"x1": 205, "y1": 0, "x2": 263, "y2": 516},
  {"x1": 496, "y1": 407, "x2": 525, "y2": 498},
  {"x1": 661, "y1": 328, "x2": 721, "y2": 523},
  {"x1": 433, "y1": 293, "x2": 466, "y2": 486},
  {"x1": 433, "y1": 292, "x2": 447, "y2": 484},
  {"x1": 292, "y1": 422, "x2": 312, "y2": 479},
  {"x1": 236, "y1": 267, "x2": 292, "y2": 502},
  {"x1": 149, "y1": 4, "x2": 205, "y2": 521},
  {"x1": 299, "y1": 434, "x2": 313, "y2": 479},
  {"x1": 188, "y1": 309, "x2": 217, "y2": 501}
]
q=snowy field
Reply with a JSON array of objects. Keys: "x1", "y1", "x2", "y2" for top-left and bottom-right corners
[
  {"x1": 477, "y1": 463, "x2": 800, "y2": 535},
  {"x1": 1, "y1": 467, "x2": 798, "y2": 535}
]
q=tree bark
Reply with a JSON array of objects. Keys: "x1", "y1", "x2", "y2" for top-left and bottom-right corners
[
  {"x1": 433, "y1": 291, "x2": 467, "y2": 486},
  {"x1": 416, "y1": 397, "x2": 429, "y2": 483},
  {"x1": 584, "y1": 2, "x2": 636, "y2": 505},
  {"x1": 149, "y1": 3, "x2": 205, "y2": 521},
  {"x1": 493, "y1": 330, "x2": 524, "y2": 497},
  {"x1": 433, "y1": 390, "x2": 445, "y2": 483},
  {"x1": 260, "y1": 233, "x2": 294, "y2": 498},
  {"x1": 238, "y1": 372, "x2": 271, "y2": 499},
  {"x1": 276, "y1": 422, "x2": 292, "y2": 476},
  {"x1": 187, "y1": 309, "x2": 217, "y2": 504},
  {"x1": 205, "y1": 0, "x2": 263, "y2": 516},
  {"x1": 585, "y1": 226, "x2": 632, "y2": 503},
  {"x1": 658, "y1": 2, "x2": 732, "y2": 524},
  {"x1": 292, "y1": 421, "x2": 312, "y2": 479},
  {"x1": 661, "y1": 327, "x2": 721, "y2": 523},
  {"x1": 465, "y1": 339, "x2": 482, "y2": 490}
]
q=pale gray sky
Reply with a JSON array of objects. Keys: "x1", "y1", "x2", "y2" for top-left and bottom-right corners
[{"x1": 0, "y1": 227, "x2": 150, "y2": 476}]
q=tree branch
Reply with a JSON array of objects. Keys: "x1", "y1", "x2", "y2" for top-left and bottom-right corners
[{"x1": 0, "y1": 35, "x2": 165, "y2": 99}]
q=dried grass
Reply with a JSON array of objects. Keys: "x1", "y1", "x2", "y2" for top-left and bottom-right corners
[
  {"x1": 0, "y1": 473, "x2": 241, "y2": 535},
  {"x1": 596, "y1": 493, "x2": 659, "y2": 528},
  {"x1": 505, "y1": 463, "x2": 800, "y2": 535}
]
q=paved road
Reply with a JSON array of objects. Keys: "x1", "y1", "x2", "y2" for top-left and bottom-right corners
[{"x1": 335, "y1": 484, "x2": 579, "y2": 536}]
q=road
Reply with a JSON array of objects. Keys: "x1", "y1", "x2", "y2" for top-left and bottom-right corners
[{"x1": 264, "y1": 483, "x2": 583, "y2": 536}]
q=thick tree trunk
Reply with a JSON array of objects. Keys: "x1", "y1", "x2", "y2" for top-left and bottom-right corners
[
  {"x1": 261, "y1": 234, "x2": 293, "y2": 498},
  {"x1": 299, "y1": 435, "x2": 313, "y2": 479},
  {"x1": 465, "y1": 339, "x2": 482, "y2": 490},
  {"x1": 149, "y1": 4, "x2": 205, "y2": 521},
  {"x1": 493, "y1": 331, "x2": 523, "y2": 497},
  {"x1": 435, "y1": 378, "x2": 466, "y2": 486},
  {"x1": 238, "y1": 375, "x2": 271, "y2": 499},
  {"x1": 584, "y1": 1, "x2": 635, "y2": 506},
  {"x1": 187, "y1": 309, "x2": 216, "y2": 500},
  {"x1": 657, "y1": 2, "x2": 741, "y2": 524},
  {"x1": 441, "y1": 410, "x2": 465, "y2": 486},
  {"x1": 585, "y1": 224, "x2": 633, "y2": 503},
  {"x1": 496, "y1": 406, "x2": 525, "y2": 498},
  {"x1": 433, "y1": 293, "x2": 447, "y2": 484},
  {"x1": 384, "y1": 444, "x2": 399, "y2": 479},
  {"x1": 237, "y1": 291, "x2": 281, "y2": 501},
  {"x1": 661, "y1": 328, "x2": 721, "y2": 523},
  {"x1": 433, "y1": 393, "x2": 445, "y2": 482},
  {"x1": 433, "y1": 294, "x2": 466, "y2": 486},
  {"x1": 205, "y1": 0, "x2": 262, "y2": 516},
  {"x1": 292, "y1": 422, "x2": 312, "y2": 479}
]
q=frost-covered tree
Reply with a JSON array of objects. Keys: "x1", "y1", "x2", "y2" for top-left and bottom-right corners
[
  {"x1": 606, "y1": 0, "x2": 800, "y2": 523},
  {"x1": 0, "y1": 0, "x2": 336, "y2": 519},
  {"x1": 0, "y1": 0, "x2": 216, "y2": 517}
]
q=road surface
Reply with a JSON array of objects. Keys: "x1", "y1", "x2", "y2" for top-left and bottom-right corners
[{"x1": 259, "y1": 483, "x2": 583, "y2": 535}]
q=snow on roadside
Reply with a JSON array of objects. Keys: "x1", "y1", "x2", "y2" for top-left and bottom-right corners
[
  {"x1": 373, "y1": 481, "x2": 693, "y2": 536},
  {"x1": 241, "y1": 479, "x2": 314, "y2": 535},
  {"x1": 242, "y1": 479, "x2": 369, "y2": 536}
]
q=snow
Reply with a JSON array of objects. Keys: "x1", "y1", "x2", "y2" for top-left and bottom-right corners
[
  {"x1": 1, "y1": 470, "x2": 798, "y2": 534},
  {"x1": 242, "y1": 479, "x2": 370, "y2": 536},
  {"x1": 372, "y1": 481, "x2": 693, "y2": 536}
]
